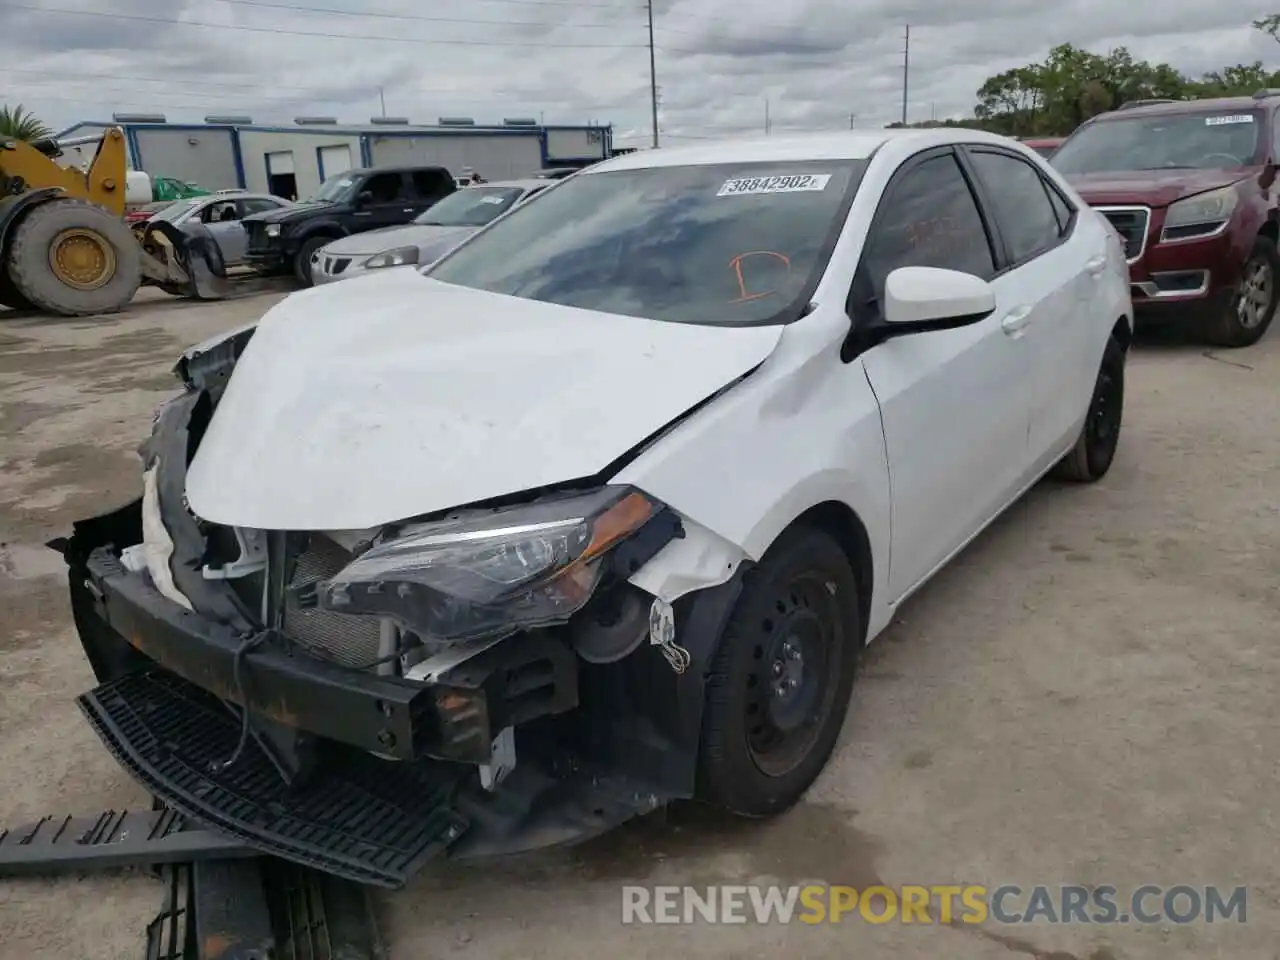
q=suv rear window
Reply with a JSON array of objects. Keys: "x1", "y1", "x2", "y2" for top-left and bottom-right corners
[{"x1": 1052, "y1": 109, "x2": 1264, "y2": 173}]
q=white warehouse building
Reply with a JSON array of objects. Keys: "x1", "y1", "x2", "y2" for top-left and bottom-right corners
[{"x1": 55, "y1": 114, "x2": 614, "y2": 198}]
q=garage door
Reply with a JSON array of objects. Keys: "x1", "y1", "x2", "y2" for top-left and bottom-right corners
[
  {"x1": 266, "y1": 151, "x2": 295, "y2": 175},
  {"x1": 318, "y1": 144, "x2": 352, "y2": 180}
]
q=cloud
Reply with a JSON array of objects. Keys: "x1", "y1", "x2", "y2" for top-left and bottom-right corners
[{"x1": 0, "y1": 0, "x2": 1271, "y2": 143}]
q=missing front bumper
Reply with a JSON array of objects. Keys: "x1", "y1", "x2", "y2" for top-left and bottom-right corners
[
  {"x1": 74, "y1": 544, "x2": 578, "y2": 764},
  {"x1": 79, "y1": 669, "x2": 666, "y2": 887}
]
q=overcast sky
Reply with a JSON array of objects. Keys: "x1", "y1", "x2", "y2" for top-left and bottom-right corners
[{"x1": 0, "y1": 0, "x2": 1276, "y2": 144}]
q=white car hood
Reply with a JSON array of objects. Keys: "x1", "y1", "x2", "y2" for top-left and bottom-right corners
[
  {"x1": 322, "y1": 224, "x2": 473, "y2": 257},
  {"x1": 185, "y1": 270, "x2": 784, "y2": 530}
]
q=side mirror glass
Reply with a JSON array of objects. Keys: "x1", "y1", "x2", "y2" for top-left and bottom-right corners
[{"x1": 882, "y1": 266, "x2": 996, "y2": 330}]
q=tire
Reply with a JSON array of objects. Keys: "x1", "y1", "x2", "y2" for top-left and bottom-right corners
[
  {"x1": 293, "y1": 235, "x2": 330, "y2": 287},
  {"x1": 7, "y1": 199, "x2": 141, "y2": 316},
  {"x1": 1052, "y1": 335, "x2": 1125, "y2": 483},
  {"x1": 0, "y1": 261, "x2": 35, "y2": 311},
  {"x1": 1197, "y1": 235, "x2": 1279, "y2": 348},
  {"x1": 697, "y1": 526, "x2": 862, "y2": 817}
]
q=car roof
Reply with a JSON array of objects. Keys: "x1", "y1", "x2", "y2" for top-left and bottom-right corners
[
  {"x1": 587, "y1": 128, "x2": 1030, "y2": 172},
  {"x1": 1091, "y1": 95, "x2": 1272, "y2": 120},
  {"x1": 343, "y1": 165, "x2": 451, "y2": 176},
  {"x1": 464, "y1": 178, "x2": 549, "y2": 191}
]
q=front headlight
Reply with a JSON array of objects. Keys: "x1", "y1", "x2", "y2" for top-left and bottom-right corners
[
  {"x1": 363, "y1": 246, "x2": 419, "y2": 269},
  {"x1": 265, "y1": 223, "x2": 281, "y2": 237},
  {"x1": 311, "y1": 486, "x2": 663, "y2": 642},
  {"x1": 1162, "y1": 185, "x2": 1239, "y2": 240}
]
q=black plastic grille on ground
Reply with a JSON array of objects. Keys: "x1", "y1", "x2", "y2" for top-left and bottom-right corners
[
  {"x1": 78, "y1": 670, "x2": 471, "y2": 888},
  {"x1": 145, "y1": 863, "x2": 193, "y2": 960}
]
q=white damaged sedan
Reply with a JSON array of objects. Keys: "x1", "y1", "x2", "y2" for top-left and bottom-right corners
[{"x1": 59, "y1": 128, "x2": 1132, "y2": 887}]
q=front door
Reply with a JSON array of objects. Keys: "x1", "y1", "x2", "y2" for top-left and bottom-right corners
[
  {"x1": 352, "y1": 171, "x2": 415, "y2": 230},
  {"x1": 854, "y1": 147, "x2": 1033, "y2": 601}
]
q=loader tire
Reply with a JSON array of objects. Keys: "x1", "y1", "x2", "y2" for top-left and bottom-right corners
[
  {"x1": 8, "y1": 199, "x2": 142, "y2": 317},
  {"x1": 0, "y1": 261, "x2": 35, "y2": 311}
]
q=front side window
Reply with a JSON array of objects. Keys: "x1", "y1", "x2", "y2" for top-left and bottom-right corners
[
  {"x1": 414, "y1": 187, "x2": 525, "y2": 226},
  {"x1": 967, "y1": 150, "x2": 1062, "y2": 264},
  {"x1": 364, "y1": 172, "x2": 404, "y2": 203},
  {"x1": 426, "y1": 161, "x2": 866, "y2": 326},
  {"x1": 859, "y1": 153, "x2": 996, "y2": 306},
  {"x1": 1051, "y1": 110, "x2": 1264, "y2": 173}
]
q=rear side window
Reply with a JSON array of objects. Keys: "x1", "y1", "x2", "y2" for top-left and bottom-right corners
[
  {"x1": 966, "y1": 150, "x2": 1063, "y2": 265},
  {"x1": 860, "y1": 152, "x2": 996, "y2": 304},
  {"x1": 411, "y1": 169, "x2": 453, "y2": 199}
]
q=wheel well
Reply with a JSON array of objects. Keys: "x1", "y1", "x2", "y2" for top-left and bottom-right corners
[
  {"x1": 1111, "y1": 317, "x2": 1132, "y2": 352},
  {"x1": 789, "y1": 501, "x2": 873, "y2": 638},
  {"x1": 1259, "y1": 219, "x2": 1278, "y2": 245}
]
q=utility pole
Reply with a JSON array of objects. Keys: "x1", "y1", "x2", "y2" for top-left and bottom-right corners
[
  {"x1": 901, "y1": 25, "x2": 910, "y2": 126},
  {"x1": 849, "y1": 112, "x2": 857, "y2": 129},
  {"x1": 646, "y1": 0, "x2": 659, "y2": 147},
  {"x1": 765, "y1": 98, "x2": 770, "y2": 135},
  {"x1": 378, "y1": 86, "x2": 386, "y2": 118}
]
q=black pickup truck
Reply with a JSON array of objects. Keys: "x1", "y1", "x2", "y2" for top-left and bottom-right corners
[{"x1": 243, "y1": 164, "x2": 455, "y2": 285}]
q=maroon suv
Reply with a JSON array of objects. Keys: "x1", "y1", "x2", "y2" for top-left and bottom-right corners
[{"x1": 1051, "y1": 93, "x2": 1280, "y2": 347}]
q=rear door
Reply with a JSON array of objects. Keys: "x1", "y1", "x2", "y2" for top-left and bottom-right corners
[
  {"x1": 854, "y1": 147, "x2": 1033, "y2": 600},
  {"x1": 961, "y1": 146, "x2": 1096, "y2": 473}
]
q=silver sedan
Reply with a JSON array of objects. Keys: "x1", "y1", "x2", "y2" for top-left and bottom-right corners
[
  {"x1": 311, "y1": 179, "x2": 551, "y2": 286},
  {"x1": 147, "y1": 191, "x2": 293, "y2": 267}
]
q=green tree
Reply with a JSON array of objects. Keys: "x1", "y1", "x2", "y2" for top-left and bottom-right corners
[
  {"x1": 0, "y1": 104, "x2": 53, "y2": 142},
  {"x1": 1253, "y1": 14, "x2": 1280, "y2": 42}
]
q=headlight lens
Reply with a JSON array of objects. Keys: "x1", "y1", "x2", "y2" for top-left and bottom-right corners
[
  {"x1": 1162, "y1": 185, "x2": 1238, "y2": 238},
  {"x1": 265, "y1": 223, "x2": 281, "y2": 237},
  {"x1": 312, "y1": 486, "x2": 661, "y2": 641},
  {"x1": 363, "y1": 246, "x2": 419, "y2": 269}
]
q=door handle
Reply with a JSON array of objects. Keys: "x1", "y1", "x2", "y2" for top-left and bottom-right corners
[
  {"x1": 404, "y1": 207, "x2": 414, "y2": 212},
  {"x1": 1085, "y1": 254, "x2": 1107, "y2": 276},
  {"x1": 1000, "y1": 305, "x2": 1034, "y2": 336}
]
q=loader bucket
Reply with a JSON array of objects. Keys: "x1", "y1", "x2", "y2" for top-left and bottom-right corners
[{"x1": 138, "y1": 220, "x2": 233, "y2": 300}]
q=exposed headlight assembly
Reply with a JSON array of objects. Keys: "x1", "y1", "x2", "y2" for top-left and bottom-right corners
[
  {"x1": 265, "y1": 223, "x2": 281, "y2": 237},
  {"x1": 1161, "y1": 184, "x2": 1239, "y2": 241},
  {"x1": 311, "y1": 486, "x2": 668, "y2": 642},
  {"x1": 363, "y1": 246, "x2": 419, "y2": 269}
]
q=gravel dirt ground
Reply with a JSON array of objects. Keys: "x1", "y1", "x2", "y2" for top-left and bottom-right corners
[{"x1": 0, "y1": 291, "x2": 1276, "y2": 960}]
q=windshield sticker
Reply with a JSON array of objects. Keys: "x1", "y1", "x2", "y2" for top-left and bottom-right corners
[
  {"x1": 717, "y1": 174, "x2": 832, "y2": 196},
  {"x1": 1205, "y1": 115, "x2": 1253, "y2": 125},
  {"x1": 479, "y1": 195, "x2": 507, "y2": 204}
]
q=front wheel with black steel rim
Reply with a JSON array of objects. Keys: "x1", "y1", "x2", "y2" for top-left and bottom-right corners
[
  {"x1": 1053, "y1": 334, "x2": 1125, "y2": 483},
  {"x1": 697, "y1": 526, "x2": 862, "y2": 817},
  {"x1": 1199, "y1": 235, "x2": 1279, "y2": 348}
]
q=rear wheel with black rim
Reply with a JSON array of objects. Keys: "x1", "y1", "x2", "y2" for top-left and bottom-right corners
[
  {"x1": 1053, "y1": 335, "x2": 1125, "y2": 483},
  {"x1": 697, "y1": 526, "x2": 862, "y2": 817},
  {"x1": 1198, "y1": 235, "x2": 1279, "y2": 348}
]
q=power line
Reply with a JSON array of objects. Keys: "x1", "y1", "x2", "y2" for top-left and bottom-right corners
[
  {"x1": 0, "y1": 2, "x2": 647, "y2": 48},
  {"x1": 0, "y1": 69, "x2": 640, "y2": 109},
  {"x1": 190, "y1": 0, "x2": 639, "y2": 31}
]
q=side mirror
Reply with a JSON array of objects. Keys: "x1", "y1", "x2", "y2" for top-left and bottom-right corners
[
  {"x1": 356, "y1": 190, "x2": 374, "y2": 207},
  {"x1": 880, "y1": 266, "x2": 996, "y2": 335}
]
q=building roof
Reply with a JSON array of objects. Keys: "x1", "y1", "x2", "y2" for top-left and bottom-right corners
[{"x1": 57, "y1": 119, "x2": 610, "y2": 139}]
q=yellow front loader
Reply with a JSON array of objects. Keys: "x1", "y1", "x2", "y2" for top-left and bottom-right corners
[{"x1": 0, "y1": 126, "x2": 231, "y2": 315}]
